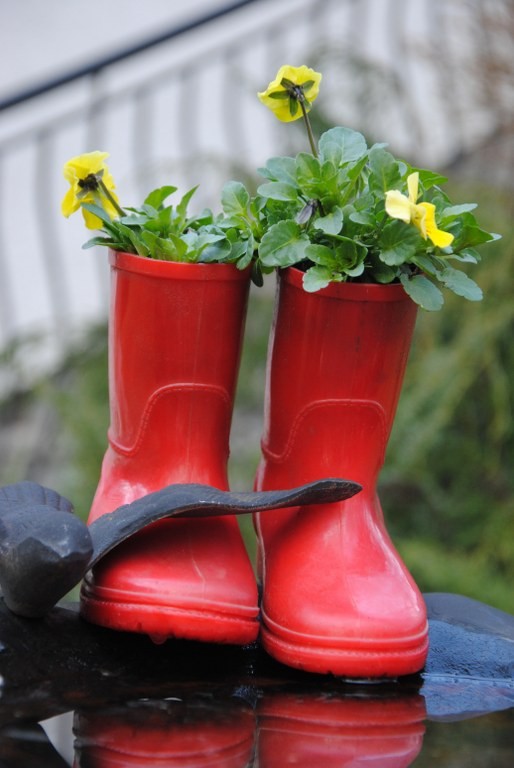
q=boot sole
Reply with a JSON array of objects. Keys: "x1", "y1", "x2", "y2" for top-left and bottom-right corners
[
  {"x1": 260, "y1": 619, "x2": 429, "y2": 678},
  {"x1": 80, "y1": 582, "x2": 259, "y2": 646}
]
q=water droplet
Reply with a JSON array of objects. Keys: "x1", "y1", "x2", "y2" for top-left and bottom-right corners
[{"x1": 149, "y1": 634, "x2": 168, "y2": 645}]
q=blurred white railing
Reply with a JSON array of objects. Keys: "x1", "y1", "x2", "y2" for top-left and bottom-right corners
[{"x1": 0, "y1": 0, "x2": 511, "y2": 378}]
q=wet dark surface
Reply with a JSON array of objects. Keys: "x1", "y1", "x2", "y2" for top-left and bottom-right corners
[
  {"x1": 0, "y1": 594, "x2": 513, "y2": 766},
  {"x1": 1, "y1": 482, "x2": 513, "y2": 764}
]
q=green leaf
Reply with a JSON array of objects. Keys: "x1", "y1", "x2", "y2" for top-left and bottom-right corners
[
  {"x1": 140, "y1": 204, "x2": 159, "y2": 218},
  {"x1": 112, "y1": 222, "x2": 151, "y2": 257},
  {"x1": 452, "y1": 247, "x2": 480, "y2": 263},
  {"x1": 345, "y1": 260, "x2": 366, "y2": 277},
  {"x1": 225, "y1": 239, "x2": 246, "y2": 261},
  {"x1": 453, "y1": 223, "x2": 499, "y2": 249},
  {"x1": 198, "y1": 238, "x2": 232, "y2": 263},
  {"x1": 176, "y1": 185, "x2": 199, "y2": 223},
  {"x1": 346, "y1": 154, "x2": 369, "y2": 182},
  {"x1": 263, "y1": 156, "x2": 298, "y2": 185},
  {"x1": 160, "y1": 205, "x2": 175, "y2": 230},
  {"x1": 329, "y1": 237, "x2": 367, "y2": 274},
  {"x1": 140, "y1": 230, "x2": 181, "y2": 261},
  {"x1": 303, "y1": 265, "x2": 333, "y2": 292},
  {"x1": 221, "y1": 181, "x2": 250, "y2": 218},
  {"x1": 366, "y1": 253, "x2": 397, "y2": 283},
  {"x1": 166, "y1": 232, "x2": 190, "y2": 260},
  {"x1": 250, "y1": 195, "x2": 266, "y2": 218},
  {"x1": 257, "y1": 182, "x2": 299, "y2": 202},
  {"x1": 305, "y1": 243, "x2": 338, "y2": 268},
  {"x1": 267, "y1": 90, "x2": 289, "y2": 100},
  {"x1": 119, "y1": 213, "x2": 149, "y2": 227},
  {"x1": 233, "y1": 233, "x2": 255, "y2": 269},
  {"x1": 122, "y1": 236, "x2": 149, "y2": 258},
  {"x1": 251, "y1": 260, "x2": 264, "y2": 287},
  {"x1": 81, "y1": 236, "x2": 120, "y2": 250},
  {"x1": 301, "y1": 79, "x2": 315, "y2": 92},
  {"x1": 259, "y1": 220, "x2": 310, "y2": 267},
  {"x1": 440, "y1": 267, "x2": 483, "y2": 301},
  {"x1": 368, "y1": 147, "x2": 402, "y2": 198},
  {"x1": 349, "y1": 210, "x2": 375, "y2": 228},
  {"x1": 441, "y1": 203, "x2": 477, "y2": 218},
  {"x1": 400, "y1": 273, "x2": 444, "y2": 311},
  {"x1": 318, "y1": 127, "x2": 367, "y2": 166},
  {"x1": 81, "y1": 202, "x2": 116, "y2": 228},
  {"x1": 353, "y1": 193, "x2": 375, "y2": 212},
  {"x1": 412, "y1": 254, "x2": 440, "y2": 277},
  {"x1": 187, "y1": 207, "x2": 215, "y2": 229},
  {"x1": 144, "y1": 186, "x2": 177, "y2": 209},
  {"x1": 295, "y1": 153, "x2": 322, "y2": 183},
  {"x1": 378, "y1": 222, "x2": 420, "y2": 265},
  {"x1": 313, "y1": 207, "x2": 343, "y2": 235},
  {"x1": 217, "y1": 215, "x2": 248, "y2": 230},
  {"x1": 416, "y1": 169, "x2": 448, "y2": 190}
]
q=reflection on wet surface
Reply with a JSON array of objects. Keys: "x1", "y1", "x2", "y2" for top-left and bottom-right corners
[
  {"x1": 1, "y1": 599, "x2": 513, "y2": 766},
  {"x1": 255, "y1": 691, "x2": 426, "y2": 767},
  {"x1": 5, "y1": 690, "x2": 514, "y2": 767}
]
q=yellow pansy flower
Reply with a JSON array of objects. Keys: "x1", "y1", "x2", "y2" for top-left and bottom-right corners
[
  {"x1": 258, "y1": 65, "x2": 322, "y2": 123},
  {"x1": 385, "y1": 172, "x2": 454, "y2": 248},
  {"x1": 62, "y1": 151, "x2": 120, "y2": 229}
]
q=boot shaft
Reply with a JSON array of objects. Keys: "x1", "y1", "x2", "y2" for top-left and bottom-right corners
[
  {"x1": 261, "y1": 268, "x2": 417, "y2": 484},
  {"x1": 106, "y1": 251, "x2": 251, "y2": 465}
]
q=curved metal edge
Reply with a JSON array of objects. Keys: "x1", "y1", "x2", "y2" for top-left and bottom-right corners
[{"x1": 88, "y1": 479, "x2": 362, "y2": 567}]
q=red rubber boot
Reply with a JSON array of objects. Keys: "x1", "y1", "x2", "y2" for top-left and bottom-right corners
[
  {"x1": 254, "y1": 267, "x2": 428, "y2": 676},
  {"x1": 257, "y1": 692, "x2": 426, "y2": 768},
  {"x1": 80, "y1": 251, "x2": 258, "y2": 645}
]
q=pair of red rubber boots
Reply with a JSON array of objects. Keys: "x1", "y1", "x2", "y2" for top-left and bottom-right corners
[{"x1": 80, "y1": 252, "x2": 428, "y2": 677}]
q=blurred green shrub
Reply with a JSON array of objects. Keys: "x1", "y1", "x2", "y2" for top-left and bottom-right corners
[{"x1": 383, "y1": 183, "x2": 513, "y2": 611}]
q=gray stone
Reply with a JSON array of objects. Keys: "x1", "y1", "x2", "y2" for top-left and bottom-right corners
[
  {"x1": 423, "y1": 593, "x2": 514, "y2": 719},
  {"x1": 0, "y1": 483, "x2": 93, "y2": 617}
]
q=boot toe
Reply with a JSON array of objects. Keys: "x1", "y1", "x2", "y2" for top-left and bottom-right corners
[
  {"x1": 80, "y1": 517, "x2": 259, "y2": 645},
  {"x1": 259, "y1": 511, "x2": 428, "y2": 677}
]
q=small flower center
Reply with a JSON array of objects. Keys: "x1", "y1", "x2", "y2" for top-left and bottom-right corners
[
  {"x1": 78, "y1": 173, "x2": 101, "y2": 192},
  {"x1": 291, "y1": 85, "x2": 306, "y2": 103}
]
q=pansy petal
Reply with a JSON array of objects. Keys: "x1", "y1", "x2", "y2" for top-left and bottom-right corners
[
  {"x1": 258, "y1": 95, "x2": 302, "y2": 122},
  {"x1": 261, "y1": 99, "x2": 300, "y2": 122},
  {"x1": 431, "y1": 229, "x2": 454, "y2": 248},
  {"x1": 411, "y1": 204, "x2": 427, "y2": 238},
  {"x1": 61, "y1": 186, "x2": 81, "y2": 217},
  {"x1": 82, "y1": 206, "x2": 104, "y2": 230},
  {"x1": 419, "y1": 202, "x2": 455, "y2": 247},
  {"x1": 103, "y1": 191, "x2": 121, "y2": 219},
  {"x1": 407, "y1": 172, "x2": 419, "y2": 203},
  {"x1": 385, "y1": 190, "x2": 412, "y2": 223},
  {"x1": 63, "y1": 151, "x2": 110, "y2": 182}
]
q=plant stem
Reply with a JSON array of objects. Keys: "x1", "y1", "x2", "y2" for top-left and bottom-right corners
[
  {"x1": 99, "y1": 179, "x2": 125, "y2": 218},
  {"x1": 300, "y1": 102, "x2": 318, "y2": 158}
]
